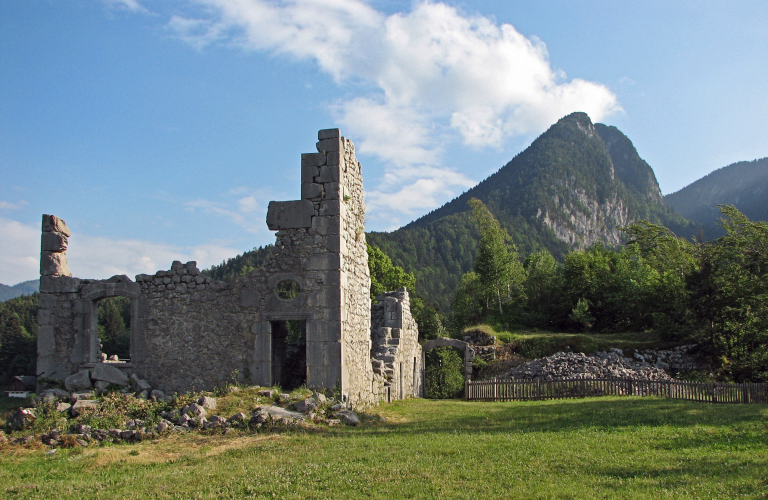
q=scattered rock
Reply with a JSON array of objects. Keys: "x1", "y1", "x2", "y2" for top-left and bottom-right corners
[
  {"x1": 227, "y1": 412, "x2": 247, "y2": 424},
  {"x1": 8, "y1": 408, "x2": 36, "y2": 431},
  {"x1": 265, "y1": 405, "x2": 305, "y2": 421},
  {"x1": 70, "y1": 400, "x2": 99, "y2": 417},
  {"x1": 0, "y1": 431, "x2": 7, "y2": 445},
  {"x1": 337, "y1": 410, "x2": 361, "y2": 426},
  {"x1": 278, "y1": 393, "x2": 291, "y2": 403},
  {"x1": 38, "y1": 388, "x2": 70, "y2": 404},
  {"x1": 71, "y1": 390, "x2": 96, "y2": 401},
  {"x1": 91, "y1": 363, "x2": 129, "y2": 386},
  {"x1": 64, "y1": 370, "x2": 92, "y2": 392},
  {"x1": 150, "y1": 389, "x2": 165, "y2": 400},
  {"x1": 94, "y1": 381, "x2": 110, "y2": 393},
  {"x1": 257, "y1": 389, "x2": 275, "y2": 398},
  {"x1": 181, "y1": 403, "x2": 207, "y2": 419},
  {"x1": 311, "y1": 392, "x2": 327, "y2": 404},
  {"x1": 198, "y1": 396, "x2": 217, "y2": 410},
  {"x1": 294, "y1": 397, "x2": 318, "y2": 414},
  {"x1": 56, "y1": 402, "x2": 72, "y2": 412}
]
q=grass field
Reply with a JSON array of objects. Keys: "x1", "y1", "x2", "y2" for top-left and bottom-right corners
[{"x1": 1, "y1": 396, "x2": 766, "y2": 499}]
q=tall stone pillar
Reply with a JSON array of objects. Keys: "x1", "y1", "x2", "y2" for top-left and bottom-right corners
[{"x1": 40, "y1": 214, "x2": 72, "y2": 277}]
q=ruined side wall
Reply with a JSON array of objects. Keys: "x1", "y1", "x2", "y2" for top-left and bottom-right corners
[
  {"x1": 336, "y1": 136, "x2": 375, "y2": 407},
  {"x1": 370, "y1": 288, "x2": 423, "y2": 401}
]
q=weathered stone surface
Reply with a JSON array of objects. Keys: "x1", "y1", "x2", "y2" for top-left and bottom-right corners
[
  {"x1": 42, "y1": 214, "x2": 71, "y2": 237},
  {"x1": 39, "y1": 388, "x2": 70, "y2": 403},
  {"x1": 311, "y1": 392, "x2": 327, "y2": 404},
  {"x1": 182, "y1": 403, "x2": 207, "y2": 419},
  {"x1": 70, "y1": 400, "x2": 99, "y2": 417},
  {"x1": 94, "y1": 381, "x2": 110, "y2": 392},
  {"x1": 40, "y1": 252, "x2": 71, "y2": 277},
  {"x1": 265, "y1": 405, "x2": 306, "y2": 421},
  {"x1": 150, "y1": 389, "x2": 165, "y2": 400},
  {"x1": 294, "y1": 397, "x2": 318, "y2": 414},
  {"x1": 337, "y1": 410, "x2": 360, "y2": 426},
  {"x1": 56, "y1": 402, "x2": 72, "y2": 412},
  {"x1": 198, "y1": 396, "x2": 217, "y2": 410},
  {"x1": 41, "y1": 231, "x2": 68, "y2": 252},
  {"x1": 91, "y1": 363, "x2": 129, "y2": 386},
  {"x1": 266, "y1": 200, "x2": 314, "y2": 230},
  {"x1": 318, "y1": 128, "x2": 340, "y2": 140},
  {"x1": 257, "y1": 389, "x2": 275, "y2": 398},
  {"x1": 71, "y1": 391, "x2": 95, "y2": 401},
  {"x1": 65, "y1": 370, "x2": 92, "y2": 392}
]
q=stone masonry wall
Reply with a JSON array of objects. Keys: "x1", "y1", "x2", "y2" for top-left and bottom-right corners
[
  {"x1": 371, "y1": 288, "x2": 423, "y2": 401},
  {"x1": 37, "y1": 129, "x2": 412, "y2": 408}
]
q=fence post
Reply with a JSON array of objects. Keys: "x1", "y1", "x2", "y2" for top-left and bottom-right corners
[
  {"x1": 742, "y1": 383, "x2": 748, "y2": 404},
  {"x1": 465, "y1": 379, "x2": 469, "y2": 400}
]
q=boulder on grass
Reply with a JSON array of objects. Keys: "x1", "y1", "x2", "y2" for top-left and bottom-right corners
[
  {"x1": 8, "y1": 408, "x2": 36, "y2": 431},
  {"x1": 294, "y1": 398, "x2": 318, "y2": 414},
  {"x1": 70, "y1": 400, "x2": 99, "y2": 417},
  {"x1": 198, "y1": 396, "x2": 217, "y2": 410},
  {"x1": 91, "y1": 363, "x2": 129, "y2": 386},
  {"x1": 337, "y1": 410, "x2": 361, "y2": 426},
  {"x1": 181, "y1": 403, "x2": 207, "y2": 419},
  {"x1": 65, "y1": 370, "x2": 92, "y2": 392}
]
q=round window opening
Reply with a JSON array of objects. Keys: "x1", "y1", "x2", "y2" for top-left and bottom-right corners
[{"x1": 276, "y1": 280, "x2": 300, "y2": 300}]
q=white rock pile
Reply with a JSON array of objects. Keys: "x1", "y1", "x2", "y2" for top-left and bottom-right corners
[{"x1": 501, "y1": 349, "x2": 673, "y2": 381}]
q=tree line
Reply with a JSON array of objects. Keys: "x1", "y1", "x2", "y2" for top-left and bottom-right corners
[{"x1": 449, "y1": 198, "x2": 768, "y2": 382}]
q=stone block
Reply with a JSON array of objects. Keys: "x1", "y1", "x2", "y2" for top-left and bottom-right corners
[
  {"x1": 323, "y1": 182, "x2": 340, "y2": 200},
  {"x1": 42, "y1": 214, "x2": 71, "y2": 237},
  {"x1": 266, "y1": 200, "x2": 314, "y2": 230},
  {"x1": 301, "y1": 153, "x2": 326, "y2": 167},
  {"x1": 185, "y1": 261, "x2": 200, "y2": 275},
  {"x1": 65, "y1": 370, "x2": 92, "y2": 392},
  {"x1": 40, "y1": 252, "x2": 71, "y2": 277},
  {"x1": 302, "y1": 165, "x2": 320, "y2": 183},
  {"x1": 326, "y1": 151, "x2": 340, "y2": 166},
  {"x1": 318, "y1": 128, "x2": 340, "y2": 140},
  {"x1": 318, "y1": 200, "x2": 340, "y2": 216},
  {"x1": 316, "y1": 165, "x2": 340, "y2": 183},
  {"x1": 91, "y1": 363, "x2": 129, "y2": 386},
  {"x1": 41, "y1": 231, "x2": 68, "y2": 252},
  {"x1": 37, "y1": 325, "x2": 55, "y2": 356},
  {"x1": 316, "y1": 138, "x2": 341, "y2": 153},
  {"x1": 70, "y1": 399, "x2": 99, "y2": 417},
  {"x1": 314, "y1": 216, "x2": 339, "y2": 236},
  {"x1": 306, "y1": 287, "x2": 340, "y2": 308},
  {"x1": 301, "y1": 182, "x2": 324, "y2": 200},
  {"x1": 304, "y1": 254, "x2": 340, "y2": 271}
]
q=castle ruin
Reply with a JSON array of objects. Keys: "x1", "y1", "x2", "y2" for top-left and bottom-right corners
[{"x1": 36, "y1": 129, "x2": 422, "y2": 407}]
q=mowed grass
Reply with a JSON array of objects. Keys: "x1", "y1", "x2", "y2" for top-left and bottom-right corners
[{"x1": 1, "y1": 397, "x2": 767, "y2": 499}]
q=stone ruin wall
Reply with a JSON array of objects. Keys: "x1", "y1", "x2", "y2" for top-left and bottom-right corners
[
  {"x1": 371, "y1": 289, "x2": 423, "y2": 400},
  {"x1": 37, "y1": 129, "x2": 419, "y2": 408}
]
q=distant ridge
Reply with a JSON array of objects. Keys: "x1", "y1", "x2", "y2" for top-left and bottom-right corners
[
  {"x1": 0, "y1": 279, "x2": 40, "y2": 302},
  {"x1": 665, "y1": 157, "x2": 768, "y2": 237}
]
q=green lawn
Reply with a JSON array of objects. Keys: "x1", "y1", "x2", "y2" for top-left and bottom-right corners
[{"x1": 1, "y1": 397, "x2": 767, "y2": 499}]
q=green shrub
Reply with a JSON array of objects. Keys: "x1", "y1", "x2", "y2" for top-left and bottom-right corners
[{"x1": 424, "y1": 346, "x2": 465, "y2": 399}]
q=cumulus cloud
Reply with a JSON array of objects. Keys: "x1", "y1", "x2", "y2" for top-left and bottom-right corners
[
  {"x1": 165, "y1": 0, "x2": 620, "y2": 222},
  {"x1": 183, "y1": 186, "x2": 277, "y2": 235},
  {"x1": 0, "y1": 217, "x2": 242, "y2": 284}
]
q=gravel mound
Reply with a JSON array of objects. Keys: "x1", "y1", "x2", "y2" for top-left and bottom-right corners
[{"x1": 501, "y1": 349, "x2": 673, "y2": 381}]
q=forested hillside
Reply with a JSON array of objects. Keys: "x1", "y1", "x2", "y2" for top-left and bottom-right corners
[
  {"x1": 0, "y1": 280, "x2": 39, "y2": 302},
  {"x1": 370, "y1": 113, "x2": 696, "y2": 310},
  {"x1": 665, "y1": 157, "x2": 768, "y2": 238}
]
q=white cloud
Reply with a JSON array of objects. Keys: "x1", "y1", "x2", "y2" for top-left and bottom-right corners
[
  {"x1": 165, "y1": 0, "x2": 621, "y2": 221},
  {"x1": 0, "y1": 217, "x2": 40, "y2": 285},
  {"x1": 0, "y1": 200, "x2": 28, "y2": 210},
  {"x1": 0, "y1": 216, "x2": 242, "y2": 284},
  {"x1": 101, "y1": 0, "x2": 150, "y2": 14},
  {"x1": 183, "y1": 186, "x2": 277, "y2": 234}
]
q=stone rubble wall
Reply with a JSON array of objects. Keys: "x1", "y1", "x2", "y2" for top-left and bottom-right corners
[
  {"x1": 370, "y1": 288, "x2": 423, "y2": 401},
  {"x1": 462, "y1": 329, "x2": 497, "y2": 362}
]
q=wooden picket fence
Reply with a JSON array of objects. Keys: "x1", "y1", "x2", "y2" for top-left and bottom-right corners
[{"x1": 465, "y1": 377, "x2": 768, "y2": 404}]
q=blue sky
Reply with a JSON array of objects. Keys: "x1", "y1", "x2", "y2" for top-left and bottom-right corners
[{"x1": 1, "y1": 0, "x2": 767, "y2": 285}]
